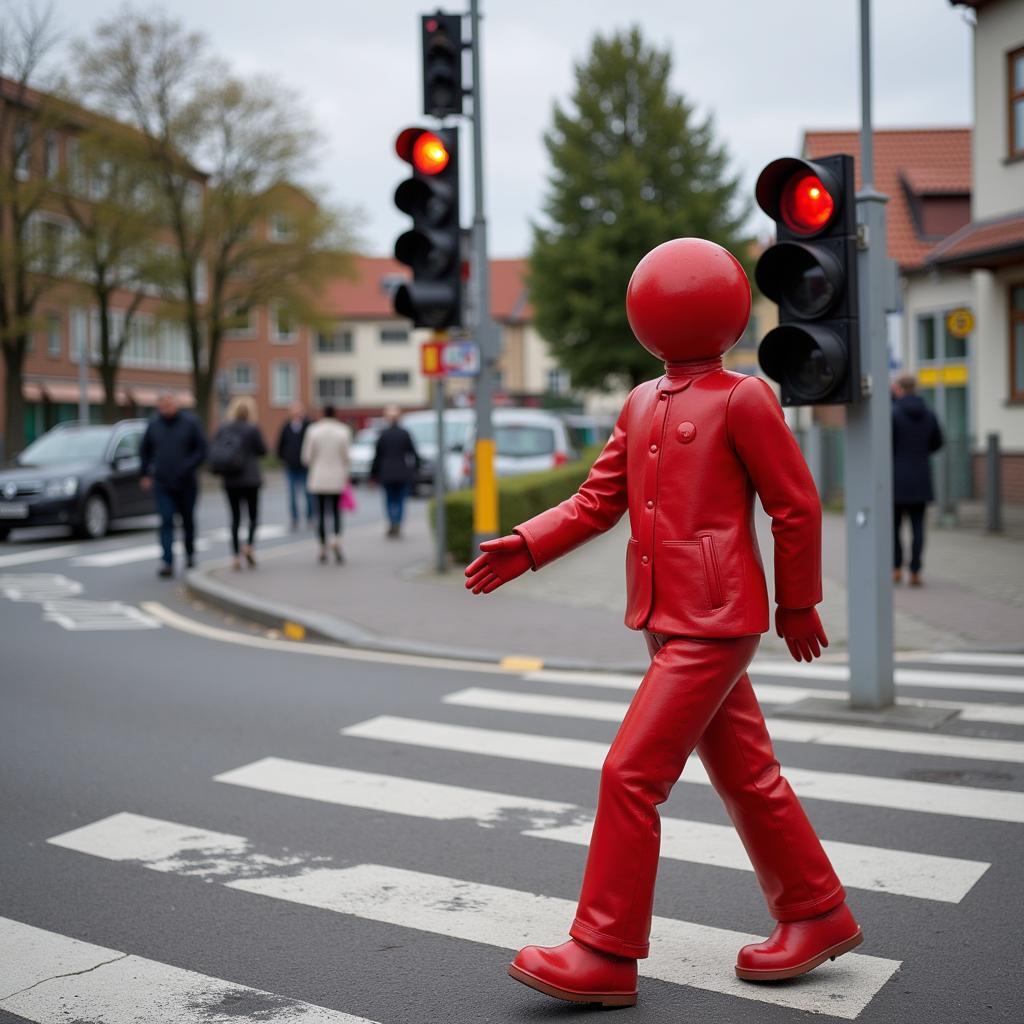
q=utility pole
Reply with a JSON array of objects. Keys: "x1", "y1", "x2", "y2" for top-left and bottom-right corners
[
  {"x1": 468, "y1": 0, "x2": 500, "y2": 551},
  {"x1": 845, "y1": 0, "x2": 895, "y2": 708}
]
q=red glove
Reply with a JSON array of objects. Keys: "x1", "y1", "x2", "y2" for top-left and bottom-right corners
[
  {"x1": 775, "y1": 606, "x2": 828, "y2": 663},
  {"x1": 464, "y1": 533, "x2": 533, "y2": 595}
]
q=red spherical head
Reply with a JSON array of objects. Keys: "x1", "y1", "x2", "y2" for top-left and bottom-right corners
[{"x1": 626, "y1": 238, "x2": 751, "y2": 362}]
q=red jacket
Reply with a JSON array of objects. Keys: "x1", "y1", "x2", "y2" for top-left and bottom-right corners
[{"x1": 514, "y1": 364, "x2": 822, "y2": 638}]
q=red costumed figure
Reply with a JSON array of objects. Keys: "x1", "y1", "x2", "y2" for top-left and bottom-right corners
[{"x1": 464, "y1": 238, "x2": 863, "y2": 1008}]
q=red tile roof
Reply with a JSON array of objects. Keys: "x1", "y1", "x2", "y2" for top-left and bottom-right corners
[
  {"x1": 803, "y1": 128, "x2": 971, "y2": 270},
  {"x1": 928, "y1": 211, "x2": 1024, "y2": 269},
  {"x1": 323, "y1": 255, "x2": 530, "y2": 322}
]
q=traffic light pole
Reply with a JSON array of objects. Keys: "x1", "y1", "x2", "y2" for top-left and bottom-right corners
[
  {"x1": 468, "y1": 0, "x2": 500, "y2": 551},
  {"x1": 844, "y1": 0, "x2": 894, "y2": 708}
]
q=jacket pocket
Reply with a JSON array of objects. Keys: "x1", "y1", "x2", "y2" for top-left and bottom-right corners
[{"x1": 699, "y1": 534, "x2": 725, "y2": 609}]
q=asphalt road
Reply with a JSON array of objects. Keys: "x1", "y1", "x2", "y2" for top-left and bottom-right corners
[{"x1": 1, "y1": 483, "x2": 1022, "y2": 1023}]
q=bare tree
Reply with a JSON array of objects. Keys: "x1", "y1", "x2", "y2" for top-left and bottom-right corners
[
  {"x1": 73, "y1": 9, "x2": 355, "y2": 427},
  {"x1": 0, "y1": 0, "x2": 60, "y2": 454}
]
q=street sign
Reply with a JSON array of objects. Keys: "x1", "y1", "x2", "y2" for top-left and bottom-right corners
[
  {"x1": 442, "y1": 340, "x2": 480, "y2": 377},
  {"x1": 946, "y1": 307, "x2": 974, "y2": 339},
  {"x1": 421, "y1": 340, "x2": 446, "y2": 377}
]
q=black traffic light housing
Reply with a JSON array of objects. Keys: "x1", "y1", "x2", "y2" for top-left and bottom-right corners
[
  {"x1": 421, "y1": 12, "x2": 464, "y2": 117},
  {"x1": 392, "y1": 126, "x2": 462, "y2": 329},
  {"x1": 754, "y1": 153, "x2": 860, "y2": 406}
]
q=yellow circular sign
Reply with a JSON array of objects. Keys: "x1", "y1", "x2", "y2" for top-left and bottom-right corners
[{"x1": 946, "y1": 307, "x2": 974, "y2": 339}]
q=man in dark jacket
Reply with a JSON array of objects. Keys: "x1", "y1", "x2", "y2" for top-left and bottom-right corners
[
  {"x1": 892, "y1": 375, "x2": 944, "y2": 586},
  {"x1": 140, "y1": 392, "x2": 208, "y2": 577},
  {"x1": 371, "y1": 405, "x2": 419, "y2": 538},
  {"x1": 277, "y1": 401, "x2": 313, "y2": 529}
]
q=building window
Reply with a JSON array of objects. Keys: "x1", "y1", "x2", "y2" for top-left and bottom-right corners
[
  {"x1": 272, "y1": 301, "x2": 296, "y2": 342},
  {"x1": 316, "y1": 376, "x2": 355, "y2": 404},
  {"x1": 225, "y1": 303, "x2": 256, "y2": 338},
  {"x1": 1011, "y1": 284, "x2": 1024, "y2": 401},
  {"x1": 379, "y1": 327, "x2": 409, "y2": 344},
  {"x1": 269, "y1": 213, "x2": 295, "y2": 241},
  {"x1": 13, "y1": 119, "x2": 30, "y2": 179},
  {"x1": 317, "y1": 326, "x2": 354, "y2": 353},
  {"x1": 916, "y1": 315, "x2": 937, "y2": 362},
  {"x1": 46, "y1": 312, "x2": 61, "y2": 357},
  {"x1": 1010, "y1": 47, "x2": 1024, "y2": 159},
  {"x1": 546, "y1": 368, "x2": 571, "y2": 395},
  {"x1": 231, "y1": 362, "x2": 257, "y2": 394},
  {"x1": 70, "y1": 307, "x2": 89, "y2": 362},
  {"x1": 380, "y1": 370, "x2": 411, "y2": 389},
  {"x1": 159, "y1": 321, "x2": 191, "y2": 369},
  {"x1": 44, "y1": 133, "x2": 60, "y2": 179},
  {"x1": 271, "y1": 361, "x2": 297, "y2": 406}
]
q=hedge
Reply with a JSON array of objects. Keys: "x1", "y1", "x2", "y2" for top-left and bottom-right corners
[{"x1": 432, "y1": 444, "x2": 603, "y2": 564}]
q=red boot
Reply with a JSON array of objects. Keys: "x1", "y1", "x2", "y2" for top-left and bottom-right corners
[
  {"x1": 508, "y1": 938, "x2": 638, "y2": 1007},
  {"x1": 735, "y1": 903, "x2": 863, "y2": 982}
]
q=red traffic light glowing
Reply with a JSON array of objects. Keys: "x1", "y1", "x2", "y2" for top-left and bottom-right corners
[
  {"x1": 780, "y1": 173, "x2": 835, "y2": 235},
  {"x1": 395, "y1": 128, "x2": 450, "y2": 175}
]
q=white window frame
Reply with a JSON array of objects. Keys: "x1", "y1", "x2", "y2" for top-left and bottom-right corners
[
  {"x1": 546, "y1": 368, "x2": 571, "y2": 395},
  {"x1": 271, "y1": 301, "x2": 297, "y2": 342},
  {"x1": 224, "y1": 303, "x2": 257, "y2": 339},
  {"x1": 46, "y1": 311, "x2": 62, "y2": 357},
  {"x1": 230, "y1": 361, "x2": 257, "y2": 394},
  {"x1": 43, "y1": 132, "x2": 60, "y2": 180},
  {"x1": 271, "y1": 360, "x2": 298, "y2": 406},
  {"x1": 268, "y1": 213, "x2": 295, "y2": 242},
  {"x1": 379, "y1": 370, "x2": 412, "y2": 389},
  {"x1": 316, "y1": 376, "x2": 355, "y2": 405},
  {"x1": 379, "y1": 326, "x2": 410, "y2": 345},
  {"x1": 316, "y1": 326, "x2": 354, "y2": 353},
  {"x1": 13, "y1": 120, "x2": 30, "y2": 180}
]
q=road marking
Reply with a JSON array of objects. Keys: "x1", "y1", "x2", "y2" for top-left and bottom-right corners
[
  {"x1": 523, "y1": 671, "x2": 1024, "y2": 725},
  {"x1": 206, "y1": 523, "x2": 290, "y2": 543},
  {"x1": 0, "y1": 915, "x2": 377, "y2": 1023},
  {"x1": 214, "y1": 757, "x2": 989, "y2": 903},
  {"x1": 47, "y1": 813, "x2": 900, "y2": 1018},
  {"x1": 143, "y1": 603, "x2": 1024, "y2": 716},
  {"x1": 72, "y1": 537, "x2": 212, "y2": 567},
  {"x1": 0, "y1": 573, "x2": 82, "y2": 601},
  {"x1": 41, "y1": 599, "x2": 162, "y2": 631},
  {"x1": 927, "y1": 652, "x2": 1024, "y2": 669},
  {"x1": 444, "y1": 687, "x2": 1024, "y2": 764},
  {"x1": 342, "y1": 716, "x2": 1024, "y2": 824},
  {"x1": 0, "y1": 543, "x2": 92, "y2": 568},
  {"x1": 749, "y1": 660, "x2": 1024, "y2": 695}
]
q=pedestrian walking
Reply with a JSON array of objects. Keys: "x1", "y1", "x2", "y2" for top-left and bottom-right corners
[
  {"x1": 371, "y1": 404, "x2": 420, "y2": 538},
  {"x1": 277, "y1": 401, "x2": 314, "y2": 530},
  {"x1": 892, "y1": 374, "x2": 944, "y2": 586},
  {"x1": 301, "y1": 405, "x2": 352, "y2": 564},
  {"x1": 139, "y1": 392, "x2": 207, "y2": 578},
  {"x1": 210, "y1": 396, "x2": 267, "y2": 571}
]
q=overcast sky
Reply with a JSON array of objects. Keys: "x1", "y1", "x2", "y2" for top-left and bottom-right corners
[{"x1": 53, "y1": 0, "x2": 973, "y2": 256}]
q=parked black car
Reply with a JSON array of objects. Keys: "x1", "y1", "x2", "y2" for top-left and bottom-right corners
[{"x1": 0, "y1": 419, "x2": 153, "y2": 541}]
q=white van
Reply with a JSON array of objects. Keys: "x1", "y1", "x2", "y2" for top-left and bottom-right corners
[{"x1": 460, "y1": 407, "x2": 578, "y2": 485}]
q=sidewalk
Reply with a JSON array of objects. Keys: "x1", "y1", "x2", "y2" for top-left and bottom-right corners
[{"x1": 188, "y1": 496, "x2": 1024, "y2": 671}]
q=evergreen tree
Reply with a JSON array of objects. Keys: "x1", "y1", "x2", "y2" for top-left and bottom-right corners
[{"x1": 529, "y1": 26, "x2": 750, "y2": 390}]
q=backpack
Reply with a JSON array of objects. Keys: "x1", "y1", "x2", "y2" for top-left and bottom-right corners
[{"x1": 208, "y1": 428, "x2": 247, "y2": 476}]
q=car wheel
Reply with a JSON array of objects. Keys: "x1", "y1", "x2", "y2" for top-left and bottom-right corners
[{"x1": 78, "y1": 493, "x2": 110, "y2": 539}]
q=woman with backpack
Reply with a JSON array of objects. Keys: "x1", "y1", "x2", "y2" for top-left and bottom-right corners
[
  {"x1": 301, "y1": 404, "x2": 352, "y2": 564},
  {"x1": 210, "y1": 396, "x2": 267, "y2": 570}
]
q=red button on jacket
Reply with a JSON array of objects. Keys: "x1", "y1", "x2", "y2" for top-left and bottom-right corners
[{"x1": 514, "y1": 369, "x2": 822, "y2": 638}]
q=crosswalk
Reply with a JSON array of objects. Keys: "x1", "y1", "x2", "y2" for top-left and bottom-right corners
[{"x1": 11, "y1": 648, "x2": 1024, "y2": 1022}]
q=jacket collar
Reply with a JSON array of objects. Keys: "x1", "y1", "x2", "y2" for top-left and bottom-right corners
[{"x1": 657, "y1": 356, "x2": 724, "y2": 394}]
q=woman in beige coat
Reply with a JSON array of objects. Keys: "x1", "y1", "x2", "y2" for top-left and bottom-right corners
[{"x1": 301, "y1": 405, "x2": 352, "y2": 564}]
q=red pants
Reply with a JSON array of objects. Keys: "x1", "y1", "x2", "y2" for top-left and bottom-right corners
[{"x1": 569, "y1": 634, "x2": 845, "y2": 959}]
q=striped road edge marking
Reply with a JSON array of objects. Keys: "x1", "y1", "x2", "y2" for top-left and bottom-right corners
[
  {"x1": 0, "y1": 916, "x2": 377, "y2": 1024},
  {"x1": 46, "y1": 813, "x2": 900, "y2": 1019},
  {"x1": 214, "y1": 757, "x2": 989, "y2": 903},
  {"x1": 926, "y1": 652, "x2": 1024, "y2": 670},
  {"x1": 443, "y1": 688, "x2": 1024, "y2": 765},
  {"x1": 523, "y1": 671, "x2": 1024, "y2": 727},
  {"x1": 342, "y1": 716, "x2": 1024, "y2": 824}
]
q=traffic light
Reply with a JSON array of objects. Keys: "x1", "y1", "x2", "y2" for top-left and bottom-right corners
[
  {"x1": 754, "y1": 154, "x2": 860, "y2": 406},
  {"x1": 392, "y1": 126, "x2": 462, "y2": 329},
  {"x1": 421, "y1": 12, "x2": 463, "y2": 117}
]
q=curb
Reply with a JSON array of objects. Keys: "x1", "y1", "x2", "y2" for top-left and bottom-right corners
[{"x1": 183, "y1": 566, "x2": 651, "y2": 674}]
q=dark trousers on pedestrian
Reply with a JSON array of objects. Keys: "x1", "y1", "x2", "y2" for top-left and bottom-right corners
[
  {"x1": 315, "y1": 493, "x2": 342, "y2": 545},
  {"x1": 226, "y1": 485, "x2": 260, "y2": 555},
  {"x1": 569, "y1": 632, "x2": 844, "y2": 959},
  {"x1": 894, "y1": 502, "x2": 926, "y2": 574},
  {"x1": 286, "y1": 467, "x2": 313, "y2": 525},
  {"x1": 154, "y1": 481, "x2": 197, "y2": 567},
  {"x1": 383, "y1": 482, "x2": 410, "y2": 528}
]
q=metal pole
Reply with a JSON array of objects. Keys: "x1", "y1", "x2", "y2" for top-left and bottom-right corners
[
  {"x1": 434, "y1": 374, "x2": 448, "y2": 572},
  {"x1": 985, "y1": 432, "x2": 1002, "y2": 533},
  {"x1": 845, "y1": 0, "x2": 895, "y2": 708},
  {"x1": 468, "y1": 0, "x2": 500, "y2": 551}
]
